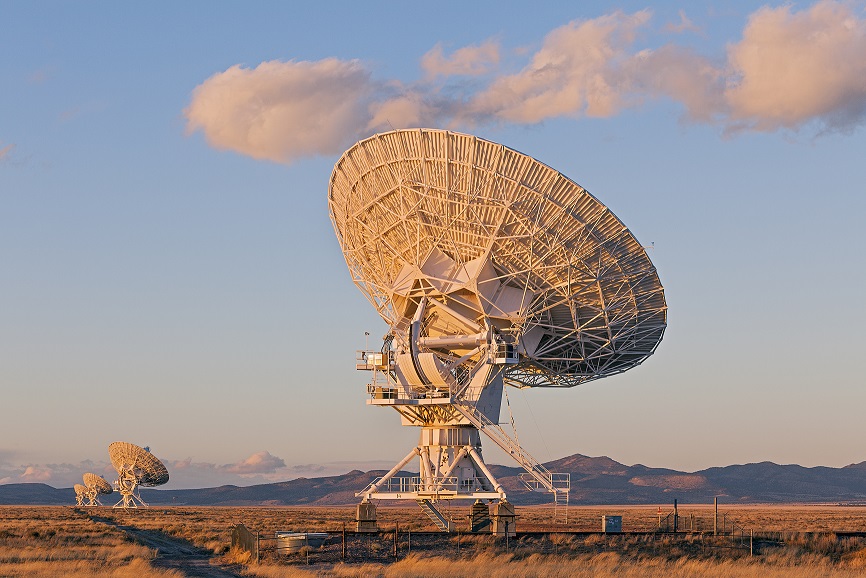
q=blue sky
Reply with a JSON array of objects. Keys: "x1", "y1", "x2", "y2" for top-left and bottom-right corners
[{"x1": 2, "y1": 1, "x2": 865, "y2": 489}]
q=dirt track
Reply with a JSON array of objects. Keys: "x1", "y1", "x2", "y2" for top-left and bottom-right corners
[{"x1": 91, "y1": 515, "x2": 244, "y2": 578}]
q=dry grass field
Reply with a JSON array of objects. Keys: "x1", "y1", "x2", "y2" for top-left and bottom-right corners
[
  {"x1": 0, "y1": 506, "x2": 182, "y2": 577},
  {"x1": 4, "y1": 504, "x2": 866, "y2": 577}
]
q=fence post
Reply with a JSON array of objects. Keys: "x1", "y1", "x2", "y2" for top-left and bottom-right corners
[
  {"x1": 342, "y1": 523, "x2": 346, "y2": 560},
  {"x1": 505, "y1": 521, "x2": 510, "y2": 550},
  {"x1": 714, "y1": 497, "x2": 718, "y2": 536},
  {"x1": 394, "y1": 523, "x2": 398, "y2": 560},
  {"x1": 673, "y1": 500, "x2": 678, "y2": 533},
  {"x1": 256, "y1": 532, "x2": 259, "y2": 565}
]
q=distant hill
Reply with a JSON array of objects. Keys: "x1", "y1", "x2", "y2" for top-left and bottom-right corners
[{"x1": 4, "y1": 455, "x2": 866, "y2": 506}]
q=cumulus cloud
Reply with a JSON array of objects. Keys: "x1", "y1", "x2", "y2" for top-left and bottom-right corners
[
  {"x1": 171, "y1": 450, "x2": 284, "y2": 476},
  {"x1": 0, "y1": 459, "x2": 115, "y2": 488},
  {"x1": 629, "y1": 45, "x2": 726, "y2": 123},
  {"x1": 723, "y1": 0, "x2": 866, "y2": 132},
  {"x1": 465, "y1": 11, "x2": 652, "y2": 123},
  {"x1": 421, "y1": 41, "x2": 500, "y2": 78},
  {"x1": 224, "y1": 451, "x2": 285, "y2": 474},
  {"x1": 184, "y1": 59, "x2": 376, "y2": 163},
  {"x1": 0, "y1": 453, "x2": 405, "y2": 490},
  {"x1": 19, "y1": 466, "x2": 53, "y2": 482},
  {"x1": 185, "y1": 1, "x2": 866, "y2": 164}
]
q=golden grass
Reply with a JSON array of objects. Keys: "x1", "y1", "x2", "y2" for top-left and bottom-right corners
[
  {"x1": 87, "y1": 502, "x2": 866, "y2": 541},
  {"x1": 0, "y1": 506, "x2": 183, "y2": 577},
  {"x1": 239, "y1": 551, "x2": 866, "y2": 578},
  {"x1": 5, "y1": 503, "x2": 866, "y2": 576}
]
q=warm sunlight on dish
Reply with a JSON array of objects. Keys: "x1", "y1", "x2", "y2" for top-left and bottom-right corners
[{"x1": 329, "y1": 129, "x2": 666, "y2": 532}]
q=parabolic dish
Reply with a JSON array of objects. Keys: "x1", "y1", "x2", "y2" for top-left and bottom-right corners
[
  {"x1": 83, "y1": 472, "x2": 113, "y2": 494},
  {"x1": 329, "y1": 129, "x2": 666, "y2": 388},
  {"x1": 108, "y1": 442, "x2": 169, "y2": 487},
  {"x1": 73, "y1": 483, "x2": 87, "y2": 496}
]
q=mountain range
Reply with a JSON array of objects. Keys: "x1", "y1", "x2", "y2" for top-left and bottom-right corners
[{"x1": 4, "y1": 454, "x2": 866, "y2": 506}]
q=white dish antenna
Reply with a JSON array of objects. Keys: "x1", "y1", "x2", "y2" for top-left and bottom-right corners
[
  {"x1": 73, "y1": 483, "x2": 87, "y2": 507},
  {"x1": 108, "y1": 441, "x2": 169, "y2": 509},
  {"x1": 329, "y1": 129, "x2": 666, "y2": 527},
  {"x1": 82, "y1": 472, "x2": 113, "y2": 507}
]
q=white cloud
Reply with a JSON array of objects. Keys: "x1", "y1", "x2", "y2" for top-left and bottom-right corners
[
  {"x1": 0, "y1": 453, "x2": 412, "y2": 491},
  {"x1": 19, "y1": 466, "x2": 54, "y2": 483},
  {"x1": 421, "y1": 41, "x2": 500, "y2": 79},
  {"x1": 465, "y1": 10, "x2": 652, "y2": 123},
  {"x1": 224, "y1": 451, "x2": 285, "y2": 474},
  {"x1": 169, "y1": 451, "x2": 287, "y2": 486},
  {"x1": 629, "y1": 45, "x2": 726, "y2": 124},
  {"x1": 723, "y1": 0, "x2": 866, "y2": 132},
  {"x1": 0, "y1": 459, "x2": 114, "y2": 488},
  {"x1": 184, "y1": 59, "x2": 376, "y2": 163},
  {"x1": 184, "y1": 1, "x2": 866, "y2": 164}
]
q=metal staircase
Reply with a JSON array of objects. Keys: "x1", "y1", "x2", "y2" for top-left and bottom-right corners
[
  {"x1": 417, "y1": 499, "x2": 455, "y2": 532},
  {"x1": 453, "y1": 399, "x2": 569, "y2": 520}
]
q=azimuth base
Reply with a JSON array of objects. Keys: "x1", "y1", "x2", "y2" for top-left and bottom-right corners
[
  {"x1": 113, "y1": 470, "x2": 148, "y2": 509},
  {"x1": 358, "y1": 425, "x2": 505, "y2": 502}
]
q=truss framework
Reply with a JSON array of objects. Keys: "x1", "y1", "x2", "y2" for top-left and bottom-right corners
[
  {"x1": 73, "y1": 484, "x2": 86, "y2": 506},
  {"x1": 108, "y1": 442, "x2": 169, "y2": 509},
  {"x1": 329, "y1": 129, "x2": 666, "y2": 389},
  {"x1": 82, "y1": 472, "x2": 112, "y2": 507},
  {"x1": 330, "y1": 129, "x2": 665, "y2": 525}
]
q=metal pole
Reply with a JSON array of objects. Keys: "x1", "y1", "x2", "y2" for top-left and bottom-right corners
[
  {"x1": 714, "y1": 497, "x2": 718, "y2": 536},
  {"x1": 408, "y1": 528, "x2": 411, "y2": 553},
  {"x1": 256, "y1": 532, "x2": 260, "y2": 565},
  {"x1": 394, "y1": 523, "x2": 398, "y2": 560},
  {"x1": 505, "y1": 521, "x2": 509, "y2": 550},
  {"x1": 342, "y1": 523, "x2": 346, "y2": 560},
  {"x1": 673, "y1": 499, "x2": 678, "y2": 533}
]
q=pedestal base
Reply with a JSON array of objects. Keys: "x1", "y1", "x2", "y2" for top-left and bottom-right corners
[{"x1": 356, "y1": 501, "x2": 377, "y2": 532}]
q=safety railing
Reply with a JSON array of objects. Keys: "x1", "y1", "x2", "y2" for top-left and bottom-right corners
[{"x1": 361, "y1": 475, "x2": 484, "y2": 495}]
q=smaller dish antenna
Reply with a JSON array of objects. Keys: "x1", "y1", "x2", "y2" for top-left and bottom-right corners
[
  {"x1": 108, "y1": 441, "x2": 169, "y2": 509},
  {"x1": 73, "y1": 483, "x2": 87, "y2": 507},
  {"x1": 82, "y1": 472, "x2": 113, "y2": 507}
]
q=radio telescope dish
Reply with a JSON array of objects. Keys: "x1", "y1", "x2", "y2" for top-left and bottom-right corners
[
  {"x1": 73, "y1": 483, "x2": 87, "y2": 507},
  {"x1": 108, "y1": 441, "x2": 169, "y2": 509},
  {"x1": 329, "y1": 129, "x2": 666, "y2": 529},
  {"x1": 82, "y1": 472, "x2": 113, "y2": 507}
]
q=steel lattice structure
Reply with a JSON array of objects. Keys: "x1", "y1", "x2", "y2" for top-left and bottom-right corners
[
  {"x1": 330, "y1": 129, "x2": 666, "y2": 389},
  {"x1": 82, "y1": 472, "x2": 113, "y2": 507},
  {"x1": 329, "y1": 128, "x2": 666, "y2": 529},
  {"x1": 108, "y1": 441, "x2": 169, "y2": 509},
  {"x1": 73, "y1": 483, "x2": 87, "y2": 506}
]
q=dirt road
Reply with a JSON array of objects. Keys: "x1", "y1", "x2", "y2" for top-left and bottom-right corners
[{"x1": 91, "y1": 515, "x2": 244, "y2": 578}]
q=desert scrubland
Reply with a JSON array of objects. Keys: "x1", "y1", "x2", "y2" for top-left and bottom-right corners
[
  {"x1": 4, "y1": 504, "x2": 866, "y2": 577},
  {"x1": 0, "y1": 506, "x2": 181, "y2": 577}
]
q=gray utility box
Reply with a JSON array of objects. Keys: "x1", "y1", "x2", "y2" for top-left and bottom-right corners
[{"x1": 602, "y1": 515, "x2": 622, "y2": 533}]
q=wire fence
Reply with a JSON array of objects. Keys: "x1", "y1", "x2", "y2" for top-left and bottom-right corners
[{"x1": 233, "y1": 525, "x2": 818, "y2": 565}]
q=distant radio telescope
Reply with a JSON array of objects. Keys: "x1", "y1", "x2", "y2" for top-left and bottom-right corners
[
  {"x1": 108, "y1": 442, "x2": 169, "y2": 509},
  {"x1": 329, "y1": 129, "x2": 666, "y2": 531},
  {"x1": 73, "y1": 483, "x2": 87, "y2": 507},
  {"x1": 82, "y1": 472, "x2": 113, "y2": 507}
]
